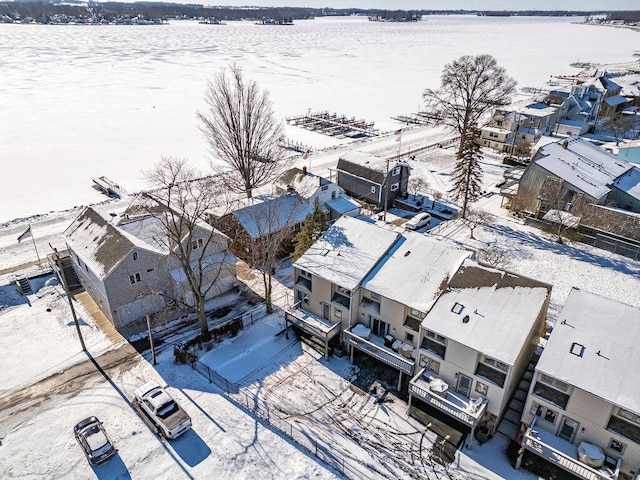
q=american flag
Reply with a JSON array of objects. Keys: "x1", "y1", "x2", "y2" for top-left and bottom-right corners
[
  {"x1": 394, "y1": 129, "x2": 402, "y2": 142},
  {"x1": 17, "y1": 226, "x2": 32, "y2": 243}
]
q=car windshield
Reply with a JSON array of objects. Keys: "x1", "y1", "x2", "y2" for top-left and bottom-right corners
[{"x1": 157, "y1": 401, "x2": 179, "y2": 419}]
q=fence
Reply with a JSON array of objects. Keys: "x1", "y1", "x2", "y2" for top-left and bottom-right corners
[
  {"x1": 580, "y1": 231, "x2": 640, "y2": 261},
  {"x1": 189, "y1": 344, "x2": 468, "y2": 480}
]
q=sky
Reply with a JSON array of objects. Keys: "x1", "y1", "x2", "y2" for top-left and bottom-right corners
[{"x1": 190, "y1": 1, "x2": 637, "y2": 11}]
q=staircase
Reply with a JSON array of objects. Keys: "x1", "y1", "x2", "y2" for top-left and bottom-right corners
[
  {"x1": 61, "y1": 263, "x2": 82, "y2": 292},
  {"x1": 496, "y1": 350, "x2": 540, "y2": 441},
  {"x1": 15, "y1": 275, "x2": 32, "y2": 295}
]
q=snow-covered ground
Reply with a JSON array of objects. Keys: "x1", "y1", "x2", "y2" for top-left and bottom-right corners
[{"x1": 2, "y1": 135, "x2": 639, "y2": 478}]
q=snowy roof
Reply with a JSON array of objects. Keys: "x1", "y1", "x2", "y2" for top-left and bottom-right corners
[
  {"x1": 520, "y1": 102, "x2": 557, "y2": 117},
  {"x1": 362, "y1": 232, "x2": 472, "y2": 314},
  {"x1": 603, "y1": 95, "x2": 628, "y2": 107},
  {"x1": 293, "y1": 216, "x2": 398, "y2": 291},
  {"x1": 533, "y1": 136, "x2": 632, "y2": 200},
  {"x1": 536, "y1": 288, "x2": 640, "y2": 414},
  {"x1": 325, "y1": 195, "x2": 360, "y2": 216},
  {"x1": 64, "y1": 207, "x2": 134, "y2": 279},
  {"x1": 421, "y1": 259, "x2": 551, "y2": 365},
  {"x1": 483, "y1": 126, "x2": 511, "y2": 135},
  {"x1": 275, "y1": 168, "x2": 330, "y2": 200},
  {"x1": 611, "y1": 166, "x2": 640, "y2": 202},
  {"x1": 337, "y1": 150, "x2": 406, "y2": 184},
  {"x1": 232, "y1": 195, "x2": 313, "y2": 240}
]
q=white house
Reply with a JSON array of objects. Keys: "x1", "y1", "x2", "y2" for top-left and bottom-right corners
[{"x1": 519, "y1": 288, "x2": 640, "y2": 480}]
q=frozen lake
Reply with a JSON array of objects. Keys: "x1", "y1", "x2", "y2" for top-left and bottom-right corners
[{"x1": 1, "y1": 15, "x2": 638, "y2": 223}]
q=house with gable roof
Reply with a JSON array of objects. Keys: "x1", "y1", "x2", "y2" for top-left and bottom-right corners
[
  {"x1": 514, "y1": 136, "x2": 640, "y2": 247},
  {"x1": 336, "y1": 150, "x2": 410, "y2": 210},
  {"x1": 63, "y1": 202, "x2": 237, "y2": 332},
  {"x1": 342, "y1": 231, "x2": 472, "y2": 389},
  {"x1": 287, "y1": 215, "x2": 399, "y2": 359},
  {"x1": 213, "y1": 193, "x2": 312, "y2": 265},
  {"x1": 408, "y1": 258, "x2": 551, "y2": 446},
  {"x1": 274, "y1": 167, "x2": 360, "y2": 221},
  {"x1": 518, "y1": 288, "x2": 640, "y2": 480}
]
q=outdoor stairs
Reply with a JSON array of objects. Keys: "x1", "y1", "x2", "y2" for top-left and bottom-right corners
[
  {"x1": 15, "y1": 275, "x2": 32, "y2": 295},
  {"x1": 496, "y1": 351, "x2": 541, "y2": 441},
  {"x1": 61, "y1": 264, "x2": 82, "y2": 292}
]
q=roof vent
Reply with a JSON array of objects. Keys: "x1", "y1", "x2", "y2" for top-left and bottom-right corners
[
  {"x1": 570, "y1": 342, "x2": 585, "y2": 357},
  {"x1": 462, "y1": 315, "x2": 470, "y2": 324},
  {"x1": 404, "y1": 250, "x2": 411, "y2": 257}
]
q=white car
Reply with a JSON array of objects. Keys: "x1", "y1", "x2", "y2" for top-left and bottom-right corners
[{"x1": 405, "y1": 212, "x2": 432, "y2": 230}]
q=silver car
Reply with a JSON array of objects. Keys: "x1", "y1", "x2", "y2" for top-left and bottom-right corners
[{"x1": 73, "y1": 416, "x2": 117, "y2": 465}]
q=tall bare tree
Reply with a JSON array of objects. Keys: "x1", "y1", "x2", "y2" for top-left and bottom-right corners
[
  {"x1": 449, "y1": 128, "x2": 484, "y2": 219},
  {"x1": 141, "y1": 156, "x2": 236, "y2": 336},
  {"x1": 408, "y1": 177, "x2": 428, "y2": 201},
  {"x1": 423, "y1": 54, "x2": 516, "y2": 156},
  {"x1": 600, "y1": 113, "x2": 637, "y2": 146},
  {"x1": 198, "y1": 64, "x2": 284, "y2": 199}
]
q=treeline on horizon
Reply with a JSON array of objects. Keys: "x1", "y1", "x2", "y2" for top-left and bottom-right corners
[{"x1": 0, "y1": 1, "x2": 637, "y2": 22}]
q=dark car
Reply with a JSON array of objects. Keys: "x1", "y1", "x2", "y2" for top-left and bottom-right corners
[{"x1": 73, "y1": 416, "x2": 117, "y2": 465}]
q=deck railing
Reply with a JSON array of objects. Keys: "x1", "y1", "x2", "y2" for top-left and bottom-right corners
[
  {"x1": 522, "y1": 417, "x2": 621, "y2": 480},
  {"x1": 284, "y1": 303, "x2": 341, "y2": 340},
  {"x1": 343, "y1": 329, "x2": 415, "y2": 375}
]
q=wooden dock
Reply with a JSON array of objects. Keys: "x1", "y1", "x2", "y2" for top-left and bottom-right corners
[
  {"x1": 391, "y1": 111, "x2": 442, "y2": 126},
  {"x1": 92, "y1": 176, "x2": 125, "y2": 198},
  {"x1": 286, "y1": 111, "x2": 378, "y2": 138}
]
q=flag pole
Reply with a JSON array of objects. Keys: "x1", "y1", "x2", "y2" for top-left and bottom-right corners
[{"x1": 29, "y1": 224, "x2": 42, "y2": 269}]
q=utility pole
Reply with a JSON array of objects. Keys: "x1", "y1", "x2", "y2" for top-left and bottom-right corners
[
  {"x1": 383, "y1": 159, "x2": 390, "y2": 221},
  {"x1": 146, "y1": 314, "x2": 157, "y2": 365},
  {"x1": 50, "y1": 245, "x2": 87, "y2": 352}
]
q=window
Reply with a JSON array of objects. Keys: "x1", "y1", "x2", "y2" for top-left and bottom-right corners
[
  {"x1": 336, "y1": 286, "x2": 351, "y2": 296},
  {"x1": 132, "y1": 251, "x2": 138, "y2": 261},
  {"x1": 332, "y1": 286, "x2": 351, "y2": 308},
  {"x1": 192, "y1": 238, "x2": 204, "y2": 249},
  {"x1": 607, "y1": 407, "x2": 640, "y2": 444},
  {"x1": 371, "y1": 186, "x2": 377, "y2": 194},
  {"x1": 421, "y1": 330, "x2": 447, "y2": 359},
  {"x1": 489, "y1": 131, "x2": 499, "y2": 139},
  {"x1": 370, "y1": 292, "x2": 380, "y2": 301},
  {"x1": 321, "y1": 185, "x2": 329, "y2": 191},
  {"x1": 334, "y1": 308, "x2": 342, "y2": 319},
  {"x1": 496, "y1": 120, "x2": 504, "y2": 127},
  {"x1": 531, "y1": 402, "x2": 558, "y2": 425},
  {"x1": 475, "y1": 381, "x2": 488, "y2": 396},
  {"x1": 391, "y1": 167, "x2": 400, "y2": 176},
  {"x1": 608, "y1": 438, "x2": 626, "y2": 454},
  {"x1": 296, "y1": 289, "x2": 309, "y2": 305},
  {"x1": 129, "y1": 273, "x2": 141, "y2": 285},
  {"x1": 146, "y1": 268, "x2": 155, "y2": 273},
  {"x1": 532, "y1": 374, "x2": 571, "y2": 409},
  {"x1": 299, "y1": 270, "x2": 311, "y2": 279},
  {"x1": 419, "y1": 355, "x2": 440, "y2": 375},
  {"x1": 296, "y1": 275, "x2": 312, "y2": 291},
  {"x1": 475, "y1": 355, "x2": 508, "y2": 388},
  {"x1": 405, "y1": 332, "x2": 414, "y2": 343},
  {"x1": 390, "y1": 183, "x2": 399, "y2": 192},
  {"x1": 409, "y1": 308, "x2": 424, "y2": 319}
]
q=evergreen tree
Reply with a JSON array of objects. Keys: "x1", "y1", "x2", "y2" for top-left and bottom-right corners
[
  {"x1": 449, "y1": 128, "x2": 484, "y2": 219},
  {"x1": 292, "y1": 202, "x2": 327, "y2": 261}
]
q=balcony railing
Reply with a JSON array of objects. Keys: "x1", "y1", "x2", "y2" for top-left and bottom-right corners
[
  {"x1": 409, "y1": 369, "x2": 488, "y2": 428},
  {"x1": 522, "y1": 416, "x2": 621, "y2": 480},
  {"x1": 284, "y1": 303, "x2": 341, "y2": 341},
  {"x1": 343, "y1": 329, "x2": 415, "y2": 375}
]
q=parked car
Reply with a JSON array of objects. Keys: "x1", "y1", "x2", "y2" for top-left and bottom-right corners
[
  {"x1": 405, "y1": 212, "x2": 431, "y2": 230},
  {"x1": 134, "y1": 381, "x2": 192, "y2": 439},
  {"x1": 73, "y1": 416, "x2": 117, "y2": 465}
]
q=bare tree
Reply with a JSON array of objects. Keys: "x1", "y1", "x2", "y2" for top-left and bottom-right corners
[
  {"x1": 141, "y1": 156, "x2": 236, "y2": 336},
  {"x1": 408, "y1": 177, "x2": 428, "y2": 201},
  {"x1": 449, "y1": 128, "x2": 484, "y2": 219},
  {"x1": 236, "y1": 195, "x2": 308, "y2": 313},
  {"x1": 478, "y1": 243, "x2": 512, "y2": 269},
  {"x1": 600, "y1": 113, "x2": 637, "y2": 146},
  {"x1": 462, "y1": 207, "x2": 493, "y2": 240},
  {"x1": 198, "y1": 64, "x2": 285, "y2": 199},
  {"x1": 423, "y1": 54, "x2": 516, "y2": 156},
  {"x1": 537, "y1": 176, "x2": 583, "y2": 244},
  {"x1": 431, "y1": 191, "x2": 443, "y2": 209}
]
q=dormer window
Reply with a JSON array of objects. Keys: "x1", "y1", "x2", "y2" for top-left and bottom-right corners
[
  {"x1": 132, "y1": 251, "x2": 139, "y2": 261},
  {"x1": 391, "y1": 167, "x2": 400, "y2": 176}
]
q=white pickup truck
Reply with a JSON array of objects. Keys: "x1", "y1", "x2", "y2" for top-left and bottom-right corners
[{"x1": 134, "y1": 381, "x2": 192, "y2": 440}]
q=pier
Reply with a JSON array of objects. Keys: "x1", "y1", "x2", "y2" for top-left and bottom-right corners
[
  {"x1": 286, "y1": 111, "x2": 378, "y2": 138},
  {"x1": 390, "y1": 111, "x2": 442, "y2": 126},
  {"x1": 92, "y1": 176, "x2": 125, "y2": 198}
]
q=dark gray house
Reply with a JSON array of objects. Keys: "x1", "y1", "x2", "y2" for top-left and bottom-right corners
[{"x1": 336, "y1": 150, "x2": 410, "y2": 210}]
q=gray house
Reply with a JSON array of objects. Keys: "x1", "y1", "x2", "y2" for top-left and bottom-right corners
[
  {"x1": 336, "y1": 150, "x2": 410, "y2": 210},
  {"x1": 64, "y1": 204, "x2": 237, "y2": 332}
]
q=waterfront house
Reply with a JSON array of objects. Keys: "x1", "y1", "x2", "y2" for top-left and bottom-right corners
[
  {"x1": 63, "y1": 203, "x2": 237, "y2": 332},
  {"x1": 408, "y1": 259, "x2": 551, "y2": 446},
  {"x1": 518, "y1": 288, "x2": 640, "y2": 480},
  {"x1": 336, "y1": 150, "x2": 410, "y2": 211},
  {"x1": 275, "y1": 167, "x2": 360, "y2": 221},
  {"x1": 287, "y1": 216, "x2": 399, "y2": 359}
]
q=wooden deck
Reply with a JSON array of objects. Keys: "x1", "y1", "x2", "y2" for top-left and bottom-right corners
[{"x1": 75, "y1": 291, "x2": 124, "y2": 344}]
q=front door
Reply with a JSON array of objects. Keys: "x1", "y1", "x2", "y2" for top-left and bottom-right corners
[
  {"x1": 456, "y1": 374, "x2": 472, "y2": 397},
  {"x1": 322, "y1": 303, "x2": 331, "y2": 321},
  {"x1": 372, "y1": 318, "x2": 387, "y2": 337},
  {"x1": 558, "y1": 417, "x2": 579, "y2": 442}
]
